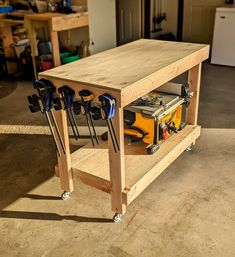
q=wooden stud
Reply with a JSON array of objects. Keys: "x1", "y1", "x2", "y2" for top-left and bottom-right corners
[
  {"x1": 50, "y1": 31, "x2": 61, "y2": 67},
  {"x1": 24, "y1": 18, "x2": 38, "y2": 79},
  {"x1": 52, "y1": 109, "x2": 73, "y2": 192},
  {"x1": 123, "y1": 125, "x2": 201, "y2": 205},
  {"x1": 54, "y1": 164, "x2": 60, "y2": 177},
  {"x1": 70, "y1": 125, "x2": 201, "y2": 204},
  {"x1": 187, "y1": 63, "x2": 202, "y2": 125},
  {"x1": 51, "y1": 13, "x2": 88, "y2": 32},
  {"x1": 109, "y1": 106, "x2": 127, "y2": 215},
  {"x1": 0, "y1": 24, "x2": 17, "y2": 74}
]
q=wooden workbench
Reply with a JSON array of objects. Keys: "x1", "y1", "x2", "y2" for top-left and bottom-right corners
[
  {"x1": 24, "y1": 12, "x2": 88, "y2": 79},
  {"x1": 0, "y1": 14, "x2": 24, "y2": 74},
  {"x1": 39, "y1": 39, "x2": 209, "y2": 220}
]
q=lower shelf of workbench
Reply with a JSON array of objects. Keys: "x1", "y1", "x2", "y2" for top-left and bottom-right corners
[{"x1": 71, "y1": 125, "x2": 201, "y2": 205}]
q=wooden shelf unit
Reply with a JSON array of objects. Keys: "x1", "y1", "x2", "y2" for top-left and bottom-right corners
[
  {"x1": 0, "y1": 14, "x2": 24, "y2": 74},
  {"x1": 39, "y1": 39, "x2": 210, "y2": 216},
  {"x1": 24, "y1": 12, "x2": 89, "y2": 79}
]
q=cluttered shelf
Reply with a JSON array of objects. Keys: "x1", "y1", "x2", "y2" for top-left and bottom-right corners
[
  {"x1": 24, "y1": 11, "x2": 89, "y2": 79},
  {"x1": 71, "y1": 125, "x2": 201, "y2": 203},
  {"x1": 0, "y1": 14, "x2": 27, "y2": 74},
  {"x1": 0, "y1": 0, "x2": 88, "y2": 77},
  {"x1": 0, "y1": 17, "x2": 24, "y2": 25}
]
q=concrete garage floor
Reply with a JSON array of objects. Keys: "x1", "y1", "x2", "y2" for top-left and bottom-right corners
[{"x1": 0, "y1": 62, "x2": 235, "y2": 257}]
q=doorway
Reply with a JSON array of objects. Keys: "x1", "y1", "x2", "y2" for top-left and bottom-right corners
[{"x1": 183, "y1": 0, "x2": 224, "y2": 44}]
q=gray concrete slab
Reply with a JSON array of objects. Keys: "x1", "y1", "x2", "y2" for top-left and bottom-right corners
[{"x1": 0, "y1": 129, "x2": 234, "y2": 257}]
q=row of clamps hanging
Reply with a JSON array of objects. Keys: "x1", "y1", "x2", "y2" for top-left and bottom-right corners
[{"x1": 27, "y1": 79, "x2": 120, "y2": 156}]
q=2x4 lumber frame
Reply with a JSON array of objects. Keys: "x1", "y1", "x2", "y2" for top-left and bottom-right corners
[{"x1": 38, "y1": 39, "x2": 209, "y2": 216}]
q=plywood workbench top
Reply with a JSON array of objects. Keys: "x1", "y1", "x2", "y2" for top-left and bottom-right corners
[{"x1": 40, "y1": 39, "x2": 209, "y2": 90}]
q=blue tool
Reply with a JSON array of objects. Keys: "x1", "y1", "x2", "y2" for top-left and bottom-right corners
[
  {"x1": 55, "y1": 86, "x2": 80, "y2": 140},
  {"x1": 98, "y1": 94, "x2": 120, "y2": 153},
  {"x1": 79, "y1": 90, "x2": 99, "y2": 146},
  {"x1": 28, "y1": 79, "x2": 65, "y2": 156}
]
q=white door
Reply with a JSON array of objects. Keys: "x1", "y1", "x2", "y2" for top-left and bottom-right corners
[
  {"x1": 183, "y1": 0, "x2": 224, "y2": 44},
  {"x1": 116, "y1": 0, "x2": 142, "y2": 45},
  {"x1": 88, "y1": 0, "x2": 116, "y2": 54}
]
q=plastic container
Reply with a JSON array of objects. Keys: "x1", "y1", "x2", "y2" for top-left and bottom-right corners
[
  {"x1": 40, "y1": 60, "x2": 53, "y2": 71},
  {"x1": 60, "y1": 52, "x2": 80, "y2": 64},
  {"x1": 38, "y1": 42, "x2": 52, "y2": 55},
  {"x1": 0, "y1": 6, "x2": 13, "y2": 13},
  {"x1": 38, "y1": 54, "x2": 53, "y2": 71}
]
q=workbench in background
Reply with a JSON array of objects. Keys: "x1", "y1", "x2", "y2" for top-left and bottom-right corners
[
  {"x1": 0, "y1": 13, "x2": 24, "y2": 74},
  {"x1": 24, "y1": 12, "x2": 88, "y2": 79},
  {"x1": 39, "y1": 39, "x2": 209, "y2": 220}
]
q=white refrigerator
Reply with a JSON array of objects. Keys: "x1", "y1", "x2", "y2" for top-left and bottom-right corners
[{"x1": 211, "y1": 5, "x2": 235, "y2": 66}]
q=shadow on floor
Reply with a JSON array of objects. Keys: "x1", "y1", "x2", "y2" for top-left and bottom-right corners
[
  {"x1": 23, "y1": 194, "x2": 62, "y2": 201},
  {"x1": 0, "y1": 79, "x2": 17, "y2": 99},
  {"x1": 0, "y1": 134, "x2": 56, "y2": 210},
  {"x1": 0, "y1": 210, "x2": 113, "y2": 223}
]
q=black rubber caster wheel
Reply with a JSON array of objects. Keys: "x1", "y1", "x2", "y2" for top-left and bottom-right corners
[{"x1": 101, "y1": 132, "x2": 108, "y2": 141}]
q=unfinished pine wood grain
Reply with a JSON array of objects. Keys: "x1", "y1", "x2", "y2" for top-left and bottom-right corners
[
  {"x1": 38, "y1": 77, "x2": 121, "y2": 103},
  {"x1": 71, "y1": 125, "x2": 201, "y2": 203},
  {"x1": 187, "y1": 63, "x2": 202, "y2": 125},
  {"x1": 52, "y1": 13, "x2": 88, "y2": 32},
  {"x1": 50, "y1": 31, "x2": 61, "y2": 66},
  {"x1": 0, "y1": 18, "x2": 24, "y2": 26},
  {"x1": 73, "y1": 169, "x2": 111, "y2": 194},
  {"x1": 24, "y1": 13, "x2": 63, "y2": 21},
  {"x1": 109, "y1": 107, "x2": 126, "y2": 214},
  {"x1": 40, "y1": 39, "x2": 209, "y2": 215},
  {"x1": 40, "y1": 39, "x2": 209, "y2": 107},
  {"x1": 123, "y1": 125, "x2": 201, "y2": 205},
  {"x1": 53, "y1": 110, "x2": 74, "y2": 192},
  {"x1": 24, "y1": 18, "x2": 39, "y2": 78}
]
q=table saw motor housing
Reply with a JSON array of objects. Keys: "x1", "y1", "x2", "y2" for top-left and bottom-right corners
[{"x1": 124, "y1": 82, "x2": 191, "y2": 154}]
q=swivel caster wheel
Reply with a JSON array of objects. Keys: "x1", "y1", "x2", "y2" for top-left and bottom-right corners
[
  {"x1": 113, "y1": 213, "x2": 122, "y2": 223},
  {"x1": 186, "y1": 144, "x2": 193, "y2": 152},
  {"x1": 61, "y1": 191, "x2": 70, "y2": 200},
  {"x1": 101, "y1": 132, "x2": 108, "y2": 141}
]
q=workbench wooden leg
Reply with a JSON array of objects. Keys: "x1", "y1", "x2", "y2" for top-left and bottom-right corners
[
  {"x1": 53, "y1": 109, "x2": 73, "y2": 193},
  {"x1": 1, "y1": 25, "x2": 17, "y2": 74},
  {"x1": 51, "y1": 31, "x2": 61, "y2": 67},
  {"x1": 32, "y1": 56, "x2": 38, "y2": 80},
  {"x1": 187, "y1": 63, "x2": 202, "y2": 125},
  {"x1": 109, "y1": 107, "x2": 127, "y2": 215},
  {"x1": 24, "y1": 18, "x2": 39, "y2": 79}
]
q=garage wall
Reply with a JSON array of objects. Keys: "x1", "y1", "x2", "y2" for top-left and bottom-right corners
[
  {"x1": 150, "y1": 0, "x2": 178, "y2": 39},
  {"x1": 161, "y1": 0, "x2": 178, "y2": 37},
  {"x1": 183, "y1": 0, "x2": 225, "y2": 44}
]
